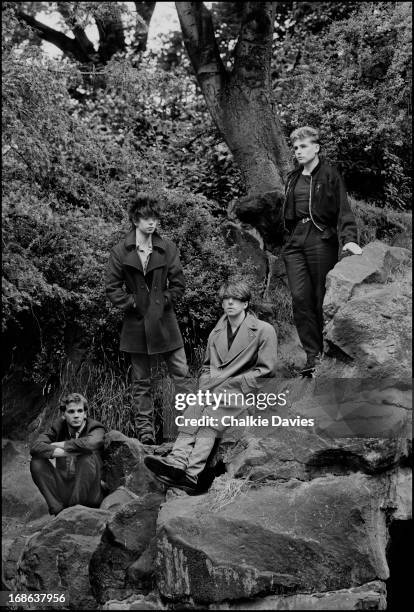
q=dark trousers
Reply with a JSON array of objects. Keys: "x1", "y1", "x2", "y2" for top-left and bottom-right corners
[
  {"x1": 130, "y1": 347, "x2": 191, "y2": 437},
  {"x1": 30, "y1": 454, "x2": 103, "y2": 515},
  {"x1": 283, "y1": 221, "x2": 338, "y2": 357}
]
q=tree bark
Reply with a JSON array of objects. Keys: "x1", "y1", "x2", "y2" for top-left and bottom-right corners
[
  {"x1": 176, "y1": 1, "x2": 292, "y2": 248},
  {"x1": 133, "y1": 2, "x2": 157, "y2": 53}
]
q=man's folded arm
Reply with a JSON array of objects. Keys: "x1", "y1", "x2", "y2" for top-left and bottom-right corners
[
  {"x1": 30, "y1": 424, "x2": 60, "y2": 459},
  {"x1": 63, "y1": 426, "x2": 105, "y2": 454}
]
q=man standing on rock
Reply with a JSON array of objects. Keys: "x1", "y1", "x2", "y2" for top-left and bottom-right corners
[
  {"x1": 282, "y1": 126, "x2": 362, "y2": 377},
  {"x1": 30, "y1": 393, "x2": 105, "y2": 516},
  {"x1": 106, "y1": 193, "x2": 191, "y2": 445},
  {"x1": 144, "y1": 279, "x2": 278, "y2": 493}
]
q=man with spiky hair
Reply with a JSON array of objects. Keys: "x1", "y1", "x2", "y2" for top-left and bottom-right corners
[
  {"x1": 30, "y1": 393, "x2": 105, "y2": 516},
  {"x1": 144, "y1": 279, "x2": 278, "y2": 493},
  {"x1": 106, "y1": 192, "x2": 190, "y2": 445},
  {"x1": 283, "y1": 126, "x2": 362, "y2": 377}
]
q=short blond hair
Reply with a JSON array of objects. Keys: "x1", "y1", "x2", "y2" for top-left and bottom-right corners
[{"x1": 290, "y1": 126, "x2": 320, "y2": 144}]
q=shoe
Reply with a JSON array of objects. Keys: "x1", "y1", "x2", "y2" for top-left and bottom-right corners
[
  {"x1": 300, "y1": 354, "x2": 321, "y2": 378},
  {"x1": 144, "y1": 454, "x2": 186, "y2": 480},
  {"x1": 174, "y1": 473, "x2": 198, "y2": 493},
  {"x1": 153, "y1": 473, "x2": 180, "y2": 487},
  {"x1": 139, "y1": 433, "x2": 156, "y2": 445}
]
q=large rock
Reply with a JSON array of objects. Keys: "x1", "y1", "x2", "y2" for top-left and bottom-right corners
[
  {"x1": 323, "y1": 241, "x2": 411, "y2": 376},
  {"x1": 15, "y1": 505, "x2": 110, "y2": 609},
  {"x1": 102, "y1": 593, "x2": 166, "y2": 610},
  {"x1": 103, "y1": 431, "x2": 164, "y2": 496},
  {"x1": 224, "y1": 377, "x2": 411, "y2": 483},
  {"x1": 100, "y1": 486, "x2": 138, "y2": 512},
  {"x1": 155, "y1": 473, "x2": 389, "y2": 604},
  {"x1": 90, "y1": 493, "x2": 164, "y2": 604},
  {"x1": 2, "y1": 439, "x2": 48, "y2": 520},
  {"x1": 211, "y1": 580, "x2": 386, "y2": 610},
  {"x1": 324, "y1": 241, "x2": 411, "y2": 320}
]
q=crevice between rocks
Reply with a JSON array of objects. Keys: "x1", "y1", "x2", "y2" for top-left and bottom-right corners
[{"x1": 385, "y1": 519, "x2": 412, "y2": 610}]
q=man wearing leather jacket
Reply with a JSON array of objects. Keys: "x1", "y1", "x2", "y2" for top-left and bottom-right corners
[{"x1": 282, "y1": 126, "x2": 362, "y2": 376}]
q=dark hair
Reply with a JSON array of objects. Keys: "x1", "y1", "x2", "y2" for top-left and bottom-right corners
[
  {"x1": 219, "y1": 279, "x2": 251, "y2": 304},
  {"x1": 59, "y1": 393, "x2": 88, "y2": 412},
  {"x1": 128, "y1": 193, "x2": 162, "y2": 226},
  {"x1": 289, "y1": 126, "x2": 320, "y2": 144}
]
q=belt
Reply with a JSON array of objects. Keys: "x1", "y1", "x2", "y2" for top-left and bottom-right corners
[{"x1": 297, "y1": 217, "x2": 311, "y2": 224}]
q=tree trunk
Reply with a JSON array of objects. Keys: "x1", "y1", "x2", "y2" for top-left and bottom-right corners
[{"x1": 176, "y1": 1, "x2": 292, "y2": 248}]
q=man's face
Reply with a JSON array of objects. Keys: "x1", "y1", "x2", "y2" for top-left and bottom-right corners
[
  {"x1": 222, "y1": 296, "x2": 248, "y2": 317},
  {"x1": 293, "y1": 137, "x2": 320, "y2": 165},
  {"x1": 63, "y1": 402, "x2": 86, "y2": 429},
  {"x1": 134, "y1": 216, "x2": 158, "y2": 235}
]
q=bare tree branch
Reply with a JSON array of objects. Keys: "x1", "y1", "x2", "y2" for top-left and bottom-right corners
[
  {"x1": 15, "y1": 10, "x2": 91, "y2": 62},
  {"x1": 233, "y1": 2, "x2": 276, "y2": 86}
]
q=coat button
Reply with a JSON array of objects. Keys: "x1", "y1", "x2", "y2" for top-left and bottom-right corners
[
  {"x1": 140, "y1": 285, "x2": 145, "y2": 289},
  {"x1": 155, "y1": 299, "x2": 160, "y2": 304}
]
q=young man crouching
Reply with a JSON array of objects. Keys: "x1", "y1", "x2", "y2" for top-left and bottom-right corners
[{"x1": 30, "y1": 393, "x2": 105, "y2": 515}]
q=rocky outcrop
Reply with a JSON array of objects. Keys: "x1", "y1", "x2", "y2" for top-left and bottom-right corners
[
  {"x1": 90, "y1": 493, "x2": 164, "y2": 604},
  {"x1": 223, "y1": 377, "x2": 411, "y2": 482},
  {"x1": 211, "y1": 581, "x2": 387, "y2": 610},
  {"x1": 103, "y1": 430, "x2": 166, "y2": 495},
  {"x1": 15, "y1": 506, "x2": 110, "y2": 609},
  {"x1": 155, "y1": 473, "x2": 389, "y2": 604},
  {"x1": 2, "y1": 439, "x2": 48, "y2": 519},
  {"x1": 323, "y1": 241, "x2": 411, "y2": 376}
]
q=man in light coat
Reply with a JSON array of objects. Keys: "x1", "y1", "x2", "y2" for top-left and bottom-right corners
[
  {"x1": 144, "y1": 279, "x2": 278, "y2": 492},
  {"x1": 106, "y1": 193, "x2": 191, "y2": 444}
]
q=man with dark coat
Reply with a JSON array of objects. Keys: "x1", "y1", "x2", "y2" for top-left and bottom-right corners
[
  {"x1": 30, "y1": 393, "x2": 105, "y2": 516},
  {"x1": 106, "y1": 193, "x2": 190, "y2": 444},
  {"x1": 282, "y1": 126, "x2": 362, "y2": 377}
]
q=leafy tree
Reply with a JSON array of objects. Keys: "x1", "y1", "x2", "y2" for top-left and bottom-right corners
[{"x1": 8, "y1": 1, "x2": 156, "y2": 64}]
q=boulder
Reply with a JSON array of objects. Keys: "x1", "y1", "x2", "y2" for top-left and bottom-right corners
[
  {"x1": 100, "y1": 486, "x2": 138, "y2": 512},
  {"x1": 90, "y1": 493, "x2": 164, "y2": 604},
  {"x1": 102, "y1": 593, "x2": 166, "y2": 610},
  {"x1": 15, "y1": 505, "x2": 110, "y2": 609},
  {"x1": 324, "y1": 241, "x2": 411, "y2": 320},
  {"x1": 224, "y1": 377, "x2": 411, "y2": 482},
  {"x1": 324, "y1": 281, "x2": 411, "y2": 376},
  {"x1": 211, "y1": 580, "x2": 386, "y2": 609},
  {"x1": 322, "y1": 241, "x2": 411, "y2": 377},
  {"x1": 103, "y1": 431, "x2": 165, "y2": 496},
  {"x1": 2, "y1": 439, "x2": 48, "y2": 520},
  {"x1": 155, "y1": 473, "x2": 389, "y2": 604}
]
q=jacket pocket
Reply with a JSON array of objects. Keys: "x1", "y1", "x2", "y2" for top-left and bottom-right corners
[{"x1": 321, "y1": 226, "x2": 338, "y2": 242}]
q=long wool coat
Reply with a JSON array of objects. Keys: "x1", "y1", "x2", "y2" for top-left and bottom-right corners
[
  {"x1": 181, "y1": 312, "x2": 278, "y2": 432},
  {"x1": 106, "y1": 230, "x2": 185, "y2": 354}
]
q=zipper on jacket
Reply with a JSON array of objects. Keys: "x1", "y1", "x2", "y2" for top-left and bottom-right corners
[
  {"x1": 283, "y1": 176, "x2": 294, "y2": 219},
  {"x1": 308, "y1": 175, "x2": 323, "y2": 231}
]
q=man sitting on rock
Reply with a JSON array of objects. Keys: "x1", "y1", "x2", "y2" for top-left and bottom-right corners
[
  {"x1": 30, "y1": 393, "x2": 105, "y2": 516},
  {"x1": 144, "y1": 279, "x2": 278, "y2": 493}
]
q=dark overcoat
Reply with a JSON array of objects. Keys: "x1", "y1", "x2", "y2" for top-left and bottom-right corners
[{"x1": 106, "y1": 230, "x2": 185, "y2": 354}]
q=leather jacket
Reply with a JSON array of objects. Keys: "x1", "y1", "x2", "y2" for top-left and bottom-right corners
[{"x1": 283, "y1": 160, "x2": 358, "y2": 246}]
